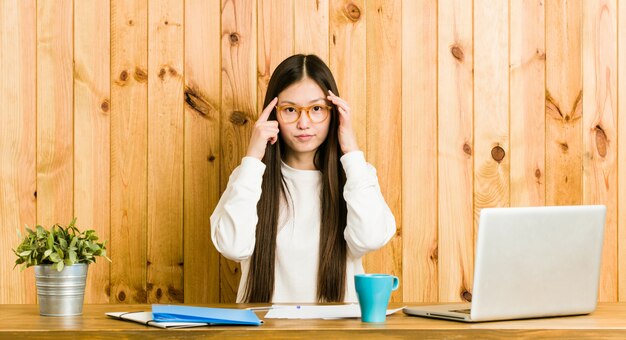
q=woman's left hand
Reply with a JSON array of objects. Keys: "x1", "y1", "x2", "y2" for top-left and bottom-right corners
[{"x1": 327, "y1": 90, "x2": 359, "y2": 154}]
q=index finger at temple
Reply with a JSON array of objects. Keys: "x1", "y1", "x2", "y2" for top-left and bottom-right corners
[
  {"x1": 258, "y1": 97, "x2": 278, "y2": 122},
  {"x1": 329, "y1": 96, "x2": 349, "y2": 111},
  {"x1": 327, "y1": 91, "x2": 347, "y2": 105}
]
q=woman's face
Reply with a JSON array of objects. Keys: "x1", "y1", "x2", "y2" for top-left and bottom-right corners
[{"x1": 276, "y1": 77, "x2": 331, "y2": 160}]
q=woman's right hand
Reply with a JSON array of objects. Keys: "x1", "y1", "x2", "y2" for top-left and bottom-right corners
[{"x1": 246, "y1": 97, "x2": 279, "y2": 160}]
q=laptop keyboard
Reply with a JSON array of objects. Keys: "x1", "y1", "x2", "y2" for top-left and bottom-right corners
[{"x1": 450, "y1": 309, "x2": 471, "y2": 314}]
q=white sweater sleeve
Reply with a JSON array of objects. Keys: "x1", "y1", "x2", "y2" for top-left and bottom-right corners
[
  {"x1": 341, "y1": 151, "x2": 396, "y2": 258},
  {"x1": 210, "y1": 157, "x2": 265, "y2": 262}
]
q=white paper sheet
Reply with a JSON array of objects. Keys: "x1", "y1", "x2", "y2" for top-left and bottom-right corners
[
  {"x1": 106, "y1": 311, "x2": 209, "y2": 329},
  {"x1": 264, "y1": 304, "x2": 405, "y2": 319}
]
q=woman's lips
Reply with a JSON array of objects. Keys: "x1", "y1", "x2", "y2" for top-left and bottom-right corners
[{"x1": 295, "y1": 134, "x2": 314, "y2": 142}]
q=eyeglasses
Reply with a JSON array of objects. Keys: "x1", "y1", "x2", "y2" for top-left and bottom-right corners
[{"x1": 276, "y1": 104, "x2": 332, "y2": 124}]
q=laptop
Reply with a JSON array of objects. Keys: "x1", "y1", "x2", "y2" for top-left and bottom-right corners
[{"x1": 403, "y1": 205, "x2": 606, "y2": 322}]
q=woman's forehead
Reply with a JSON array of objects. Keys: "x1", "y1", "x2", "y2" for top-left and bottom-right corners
[{"x1": 278, "y1": 77, "x2": 325, "y2": 102}]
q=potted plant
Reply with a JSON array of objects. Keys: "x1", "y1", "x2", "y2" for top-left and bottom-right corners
[{"x1": 13, "y1": 218, "x2": 111, "y2": 316}]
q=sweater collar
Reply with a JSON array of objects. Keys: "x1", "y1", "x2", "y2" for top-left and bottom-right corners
[{"x1": 281, "y1": 161, "x2": 322, "y2": 181}]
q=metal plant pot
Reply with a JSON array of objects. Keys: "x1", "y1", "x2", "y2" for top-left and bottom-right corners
[{"x1": 34, "y1": 263, "x2": 88, "y2": 316}]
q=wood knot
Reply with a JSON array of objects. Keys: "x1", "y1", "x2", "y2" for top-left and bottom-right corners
[
  {"x1": 134, "y1": 67, "x2": 148, "y2": 83},
  {"x1": 117, "y1": 291, "x2": 126, "y2": 302},
  {"x1": 208, "y1": 155, "x2": 216, "y2": 162},
  {"x1": 229, "y1": 32, "x2": 240, "y2": 45},
  {"x1": 545, "y1": 90, "x2": 564, "y2": 120},
  {"x1": 536, "y1": 48, "x2": 546, "y2": 60},
  {"x1": 451, "y1": 45, "x2": 464, "y2": 62},
  {"x1": 595, "y1": 125, "x2": 608, "y2": 157},
  {"x1": 430, "y1": 246, "x2": 438, "y2": 262},
  {"x1": 136, "y1": 289, "x2": 148, "y2": 302},
  {"x1": 462, "y1": 143, "x2": 472, "y2": 156},
  {"x1": 184, "y1": 85, "x2": 214, "y2": 118},
  {"x1": 100, "y1": 99, "x2": 110, "y2": 112},
  {"x1": 462, "y1": 290, "x2": 472, "y2": 302},
  {"x1": 115, "y1": 70, "x2": 130, "y2": 86},
  {"x1": 155, "y1": 66, "x2": 179, "y2": 80},
  {"x1": 491, "y1": 145, "x2": 505, "y2": 163},
  {"x1": 344, "y1": 3, "x2": 361, "y2": 22},
  {"x1": 535, "y1": 168, "x2": 541, "y2": 179},
  {"x1": 230, "y1": 111, "x2": 249, "y2": 126},
  {"x1": 168, "y1": 285, "x2": 184, "y2": 302}
]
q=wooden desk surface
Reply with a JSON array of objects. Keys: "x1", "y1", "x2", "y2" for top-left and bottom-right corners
[{"x1": 2, "y1": 302, "x2": 626, "y2": 339}]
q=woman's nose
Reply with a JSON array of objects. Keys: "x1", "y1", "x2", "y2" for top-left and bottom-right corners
[{"x1": 296, "y1": 110, "x2": 311, "y2": 129}]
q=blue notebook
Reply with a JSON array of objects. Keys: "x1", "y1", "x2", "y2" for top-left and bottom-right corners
[{"x1": 152, "y1": 305, "x2": 262, "y2": 326}]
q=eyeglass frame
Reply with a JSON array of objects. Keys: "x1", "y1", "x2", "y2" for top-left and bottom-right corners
[{"x1": 275, "y1": 103, "x2": 333, "y2": 124}]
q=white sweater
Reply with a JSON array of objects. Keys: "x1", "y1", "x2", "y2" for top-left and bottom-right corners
[{"x1": 210, "y1": 151, "x2": 396, "y2": 303}]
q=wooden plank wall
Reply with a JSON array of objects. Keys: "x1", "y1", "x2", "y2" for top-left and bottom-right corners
[
  {"x1": 437, "y1": 0, "x2": 474, "y2": 303},
  {"x1": 74, "y1": 0, "x2": 111, "y2": 303},
  {"x1": 220, "y1": 0, "x2": 257, "y2": 302},
  {"x1": 146, "y1": 0, "x2": 184, "y2": 304},
  {"x1": 510, "y1": 0, "x2": 545, "y2": 208},
  {"x1": 365, "y1": 0, "x2": 402, "y2": 300},
  {"x1": 110, "y1": 0, "x2": 148, "y2": 304},
  {"x1": 583, "y1": 0, "x2": 618, "y2": 302},
  {"x1": 402, "y1": 0, "x2": 437, "y2": 303},
  {"x1": 0, "y1": 0, "x2": 37, "y2": 304},
  {"x1": 183, "y1": 0, "x2": 221, "y2": 305},
  {"x1": 2, "y1": 0, "x2": 626, "y2": 304}
]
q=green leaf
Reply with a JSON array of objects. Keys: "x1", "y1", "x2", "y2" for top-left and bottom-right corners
[
  {"x1": 56, "y1": 247, "x2": 64, "y2": 260},
  {"x1": 101, "y1": 251, "x2": 112, "y2": 263},
  {"x1": 42, "y1": 249, "x2": 53, "y2": 260},
  {"x1": 49, "y1": 253, "x2": 61, "y2": 263},
  {"x1": 47, "y1": 231, "x2": 54, "y2": 249},
  {"x1": 86, "y1": 231, "x2": 99, "y2": 241},
  {"x1": 59, "y1": 238, "x2": 68, "y2": 249},
  {"x1": 69, "y1": 236, "x2": 77, "y2": 249}
]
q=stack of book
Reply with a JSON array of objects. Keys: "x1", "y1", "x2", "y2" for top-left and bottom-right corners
[{"x1": 106, "y1": 304, "x2": 262, "y2": 329}]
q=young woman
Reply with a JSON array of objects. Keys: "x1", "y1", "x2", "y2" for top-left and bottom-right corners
[{"x1": 210, "y1": 54, "x2": 396, "y2": 303}]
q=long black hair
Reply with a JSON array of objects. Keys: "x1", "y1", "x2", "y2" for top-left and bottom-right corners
[{"x1": 243, "y1": 54, "x2": 348, "y2": 303}]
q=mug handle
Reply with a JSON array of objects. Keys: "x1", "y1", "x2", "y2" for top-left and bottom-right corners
[{"x1": 391, "y1": 276, "x2": 399, "y2": 291}]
